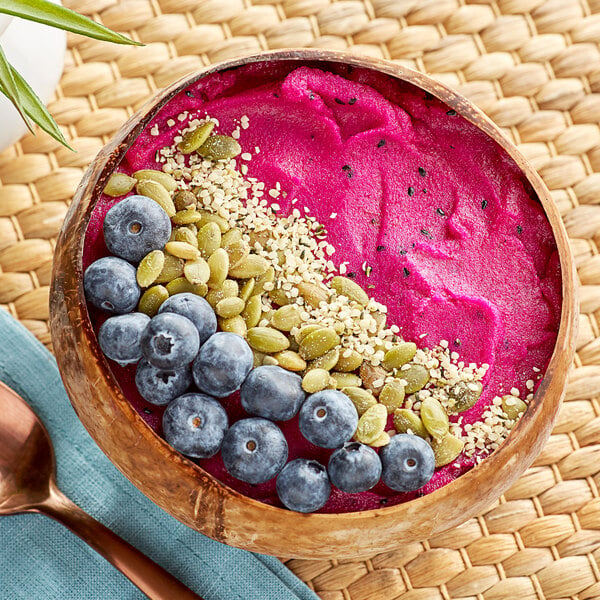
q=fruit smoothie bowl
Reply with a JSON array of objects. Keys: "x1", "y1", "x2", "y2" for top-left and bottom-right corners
[{"x1": 50, "y1": 50, "x2": 577, "y2": 559}]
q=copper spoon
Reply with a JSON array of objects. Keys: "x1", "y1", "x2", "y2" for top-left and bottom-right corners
[{"x1": 0, "y1": 380, "x2": 203, "y2": 600}]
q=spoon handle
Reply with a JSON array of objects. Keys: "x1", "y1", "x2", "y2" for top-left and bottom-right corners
[{"x1": 39, "y1": 482, "x2": 203, "y2": 600}]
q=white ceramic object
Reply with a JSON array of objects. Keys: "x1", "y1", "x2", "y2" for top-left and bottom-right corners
[{"x1": 0, "y1": 6, "x2": 66, "y2": 151}]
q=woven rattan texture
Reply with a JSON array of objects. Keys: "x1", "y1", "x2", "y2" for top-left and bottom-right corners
[{"x1": 0, "y1": 0, "x2": 599, "y2": 598}]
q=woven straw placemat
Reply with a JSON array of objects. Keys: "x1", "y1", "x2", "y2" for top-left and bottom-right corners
[{"x1": 1, "y1": 0, "x2": 599, "y2": 598}]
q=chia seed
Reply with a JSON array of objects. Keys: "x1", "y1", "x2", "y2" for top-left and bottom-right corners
[
  {"x1": 349, "y1": 97, "x2": 357, "y2": 105},
  {"x1": 376, "y1": 245, "x2": 386, "y2": 252},
  {"x1": 436, "y1": 208, "x2": 445, "y2": 217},
  {"x1": 454, "y1": 339, "x2": 462, "y2": 347},
  {"x1": 309, "y1": 93, "x2": 315, "y2": 100},
  {"x1": 408, "y1": 187, "x2": 415, "y2": 197},
  {"x1": 481, "y1": 200, "x2": 488, "y2": 209},
  {"x1": 421, "y1": 229, "x2": 433, "y2": 239},
  {"x1": 184, "y1": 90, "x2": 194, "y2": 98},
  {"x1": 447, "y1": 109, "x2": 457, "y2": 116},
  {"x1": 399, "y1": 249, "x2": 407, "y2": 255},
  {"x1": 347, "y1": 272, "x2": 356, "y2": 278},
  {"x1": 143, "y1": 407, "x2": 153, "y2": 414},
  {"x1": 418, "y1": 167, "x2": 427, "y2": 177},
  {"x1": 377, "y1": 139, "x2": 386, "y2": 148},
  {"x1": 334, "y1": 98, "x2": 345, "y2": 105},
  {"x1": 342, "y1": 165, "x2": 353, "y2": 179},
  {"x1": 274, "y1": 93, "x2": 280, "y2": 98},
  {"x1": 517, "y1": 225, "x2": 523, "y2": 234},
  {"x1": 403, "y1": 267, "x2": 410, "y2": 277}
]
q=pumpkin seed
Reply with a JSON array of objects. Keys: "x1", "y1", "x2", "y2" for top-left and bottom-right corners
[
  {"x1": 197, "y1": 222, "x2": 222, "y2": 258},
  {"x1": 399, "y1": 364, "x2": 430, "y2": 394},
  {"x1": 172, "y1": 190, "x2": 197, "y2": 211},
  {"x1": 341, "y1": 387, "x2": 377, "y2": 416},
  {"x1": 382, "y1": 342, "x2": 417, "y2": 371},
  {"x1": 135, "y1": 179, "x2": 176, "y2": 217},
  {"x1": 431, "y1": 434, "x2": 464, "y2": 467},
  {"x1": 359, "y1": 363, "x2": 388, "y2": 396},
  {"x1": 372, "y1": 311, "x2": 387, "y2": 330},
  {"x1": 165, "y1": 241, "x2": 200, "y2": 261},
  {"x1": 299, "y1": 327, "x2": 340, "y2": 360},
  {"x1": 420, "y1": 396, "x2": 449, "y2": 439},
  {"x1": 335, "y1": 349, "x2": 363, "y2": 373},
  {"x1": 172, "y1": 208, "x2": 204, "y2": 225},
  {"x1": 253, "y1": 266, "x2": 275, "y2": 296},
  {"x1": 379, "y1": 380, "x2": 406, "y2": 413},
  {"x1": 221, "y1": 227, "x2": 242, "y2": 247},
  {"x1": 174, "y1": 227, "x2": 198, "y2": 248},
  {"x1": 309, "y1": 347, "x2": 340, "y2": 371},
  {"x1": 247, "y1": 327, "x2": 290, "y2": 353},
  {"x1": 177, "y1": 121, "x2": 215, "y2": 154},
  {"x1": 296, "y1": 282, "x2": 328, "y2": 308},
  {"x1": 370, "y1": 431, "x2": 391, "y2": 448},
  {"x1": 241, "y1": 295, "x2": 262, "y2": 328},
  {"x1": 136, "y1": 250, "x2": 165, "y2": 288},
  {"x1": 393, "y1": 409, "x2": 428, "y2": 438},
  {"x1": 138, "y1": 285, "x2": 168, "y2": 316},
  {"x1": 268, "y1": 288, "x2": 291, "y2": 306},
  {"x1": 221, "y1": 279, "x2": 239, "y2": 298},
  {"x1": 501, "y1": 395, "x2": 527, "y2": 420},
  {"x1": 207, "y1": 248, "x2": 229, "y2": 288},
  {"x1": 206, "y1": 288, "x2": 225, "y2": 309},
  {"x1": 229, "y1": 254, "x2": 269, "y2": 278},
  {"x1": 216, "y1": 297, "x2": 245, "y2": 318},
  {"x1": 197, "y1": 134, "x2": 241, "y2": 160},
  {"x1": 355, "y1": 404, "x2": 388, "y2": 445},
  {"x1": 218, "y1": 315, "x2": 247, "y2": 336},
  {"x1": 239, "y1": 278, "x2": 255, "y2": 302},
  {"x1": 155, "y1": 254, "x2": 184, "y2": 283},
  {"x1": 295, "y1": 324, "x2": 324, "y2": 344},
  {"x1": 103, "y1": 172, "x2": 136, "y2": 197},
  {"x1": 302, "y1": 369, "x2": 332, "y2": 394},
  {"x1": 133, "y1": 169, "x2": 178, "y2": 192},
  {"x1": 330, "y1": 372, "x2": 362, "y2": 389},
  {"x1": 197, "y1": 211, "x2": 229, "y2": 233},
  {"x1": 165, "y1": 277, "x2": 207, "y2": 297},
  {"x1": 270, "y1": 305, "x2": 302, "y2": 331},
  {"x1": 272, "y1": 350, "x2": 306, "y2": 372},
  {"x1": 253, "y1": 350, "x2": 265, "y2": 368},
  {"x1": 183, "y1": 257, "x2": 210, "y2": 285},
  {"x1": 330, "y1": 276, "x2": 369, "y2": 306},
  {"x1": 224, "y1": 240, "x2": 250, "y2": 269},
  {"x1": 448, "y1": 380, "x2": 483, "y2": 413}
]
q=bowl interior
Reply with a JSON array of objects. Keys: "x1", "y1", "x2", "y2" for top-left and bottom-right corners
[{"x1": 50, "y1": 50, "x2": 577, "y2": 559}]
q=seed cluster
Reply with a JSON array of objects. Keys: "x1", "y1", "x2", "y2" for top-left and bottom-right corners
[{"x1": 104, "y1": 115, "x2": 537, "y2": 465}]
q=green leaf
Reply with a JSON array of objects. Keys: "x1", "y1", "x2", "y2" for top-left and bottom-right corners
[
  {"x1": 7, "y1": 66, "x2": 74, "y2": 150},
  {"x1": 0, "y1": 0, "x2": 142, "y2": 46},
  {"x1": 0, "y1": 46, "x2": 33, "y2": 131}
]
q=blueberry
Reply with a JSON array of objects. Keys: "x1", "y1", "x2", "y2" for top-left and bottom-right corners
[
  {"x1": 380, "y1": 434, "x2": 435, "y2": 492},
  {"x1": 162, "y1": 393, "x2": 228, "y2": 458},
  {"x1": 276, "y1": 459, "x2": 331, "y2": 513},
  {"x1": 98, "y1": 312, "x2": 150, "y2": 365},
  {"x1": 103, "y1": 195, "x2": 171, "y2": 263},
  {"x1": 240, "y1": 365, "x2": 305, "y2": 421},
  {"x1": 192, "y1": 332, "x2": 253, "y2": 398},
  {"x1": 158, "y1": 293, "x2": 217, "y2": 345},
  {"x1": 327, "y1": 442, "x2": 382, "y2": 493},
  {"x1": 298, "y1": 390, "x2": 359, "y2": 449},
  {"x1": 140, "y1": 313, "x2": 200, "y2": 369},
  {"x1": 135, "y1": 360, "x2": 192, "y2": 406},
  {"x1": 221, "y1": 418, "x2": 288, "y2": 484},
  {"x1": 84, "y1": 256, "x2": 140, "y2": 314}
]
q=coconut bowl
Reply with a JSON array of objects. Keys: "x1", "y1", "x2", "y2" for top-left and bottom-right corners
[{"x1": 49, "y1": 49, "x2": 577, "y2": 560}]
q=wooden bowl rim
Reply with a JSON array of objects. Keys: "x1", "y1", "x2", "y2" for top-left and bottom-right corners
[{"x1": 50, "y1": 49, "x2": 578, "y2": 558}]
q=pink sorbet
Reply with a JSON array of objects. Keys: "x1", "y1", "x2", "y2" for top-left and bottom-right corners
[{"x1": 83, "y1": 61, "x2": 562, "y2": 513}]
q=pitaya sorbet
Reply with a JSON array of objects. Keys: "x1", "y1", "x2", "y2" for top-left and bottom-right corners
[{"x1": 83, "y1": 60, "x2": 562, "y2": 513}]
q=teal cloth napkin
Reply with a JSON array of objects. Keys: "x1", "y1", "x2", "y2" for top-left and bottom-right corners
[{"x1": 0, "y1": 310, "x2": 319, "y2": 600}]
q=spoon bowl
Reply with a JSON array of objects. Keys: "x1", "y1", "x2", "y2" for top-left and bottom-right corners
[{"x1": 0, "y1": 380, "x2": 201, "y2": 600}]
